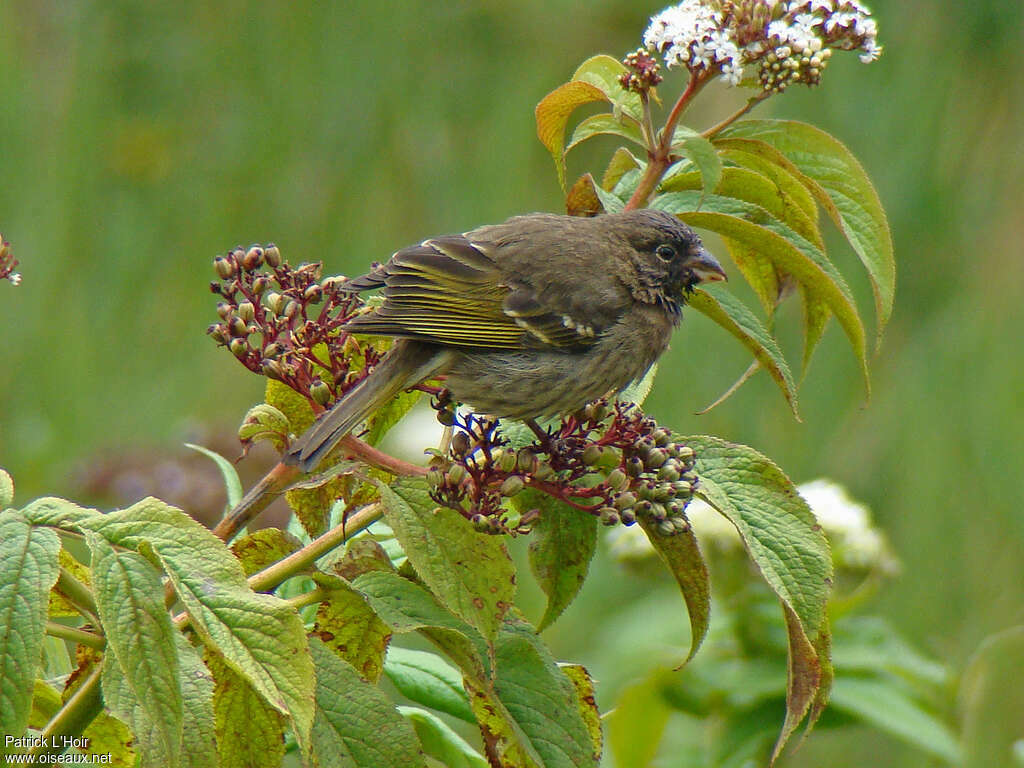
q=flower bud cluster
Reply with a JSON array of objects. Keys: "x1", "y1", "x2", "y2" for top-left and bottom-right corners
[
  {"x1": 620, "y1": 48, "x2": 664, "y2": 94},
  {"x1": 641, "y1": 0, "x2": 880, "y2": 90},
  {"x1": 425, "y1": 399, "x2": 698, "y2": 537},
  {"x1": 0, "y1": 236, "x2": 21, "y2": 286},
  {"x1": 207, "y1": 244, "x2": 376, "y2": 411}
]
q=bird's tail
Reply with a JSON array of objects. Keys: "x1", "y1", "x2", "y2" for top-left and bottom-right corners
[{"x1": 284, "y1": 340, "x2": 444, "y2": 473}]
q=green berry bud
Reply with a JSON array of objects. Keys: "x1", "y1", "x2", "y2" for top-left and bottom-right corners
[
  {"x1": 229, "y1": 338, "x2": 248, "y2": 358},
  {"x1": 657, "y1": 520, "x2": 677, "y2": 537},
  {"x1": 533, "y1": 461, "x2": 555, "y2": 481},
  {"x1": 619, "y1": 508, "x2": 637, "y2": 525},
  {"x1": 497, "y1": 449, "x2": 518, "y2": 473},
  {"x1": 471, "y1": 514, "x2": 490, "y2": 532},
  {"x1": 653, "y1": 484, "x2": 673, "y2": 503},
  {"x1": 228, "y1": 316, "x2": 248, "y2": 337},
  {"x1": 516, "y1": 449, "x2": 536, "y2": 473},
  {"x1": 214, "y1": 256, "x2": 235, "y2": 279},
  {"x1": 672, "y1": 480, "x2": 693, "y2": 497},
  {"x1": 635, "y1": 437, "x2": 655, "y2": 458},
  {"x1": 446, "y1": 464, "x2": 467, "y2": 486},
  {"x1": 251, "y1": 276, "x2": 270, "y2": 295},
  {"x1": 634, "y1": 499, "x2": 652, "y2": 515},
  {"x1": 237, "y1": 301, "x2": 255, "y2": 324},
  {"x1": 265, "y1": 292, "x2": 285, "y2": 315},
  {"x1": 582, "y1": 445, "x2": 603, "y2": 466},
  {"x1": 304, "y1": 284, "x2": 323, "y2": 304},
  {"x1": 657, "y1": 464, "x2": 680, "y2": 482},
  {"x1": 625, "y1": 456, "x2": 644, "y2": 477},
  {"x1": 263, "y1": 244, "x2": 281, "y2": 267},
  {"x1": 606, "y1": 468, "x2": 628, "y2": 492},
  {"x1": 261, "y1": 359, "x2": 284, "y2": 380},
  {"x1": 426, "y1": 468, "x2": 444, "y2": 488},
  {"x1": 310, "y1": 378, "x2": 332, "y2": 406},
  {"x1": 591, "y1": 402, "x2": 609, "y2": 422},
  {"x1": 436, "y1": 408, "x2": 456, "y2": 427},
  {"x1": 652, "y1": 428, "x2": 671, "y2": 446},
  {"x1": 263, "y1": 342, "x2": 283, "y2": 358},
  {"x1": 500, "y1": 475, "x2": 525, "y2": 497},
  {"x1": 671, "y1": 516, "x2": 691, "y2": 534},
  {"x1": 216, "y1": 301, "x2": 232, "y2": 319},
  {"x1": 283, "y1": 300, "x2": 300, "y2": 320},
  {"x1": 649, "y1": 502, "x2": 668, "y2": 522},
  {"x1": 645, "y1": 448, "x2": 668, "y2": 470},
  {"x1": 613, "y1": 491, "x2": 637, "y2": 511},
  {"x1": 207, "y1": 324, "x2": 228, "y2": 344},
  {"x1": 599, "y1": 507, "x2": 619, "y2": 526}
]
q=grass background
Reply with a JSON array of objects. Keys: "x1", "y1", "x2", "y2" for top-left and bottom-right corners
[{"x1": 2, "y1": 1, "x2": 1021, "y2": 764}]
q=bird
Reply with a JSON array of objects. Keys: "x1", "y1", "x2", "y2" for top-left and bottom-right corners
[{"x1": 284, "y1": 208, "x2": 726, "y2": 472}]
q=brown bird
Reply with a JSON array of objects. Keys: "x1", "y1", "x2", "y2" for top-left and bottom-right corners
[{"x1": 285, "y1": 209, "x2": 725, "y2": 472}]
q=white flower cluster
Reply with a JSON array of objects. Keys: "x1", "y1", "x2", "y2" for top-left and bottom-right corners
[{"x1": 642, "y1": 0, "x2": 882, "y2": 89}]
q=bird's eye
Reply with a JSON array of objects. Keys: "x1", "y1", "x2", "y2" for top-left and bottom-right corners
[{"x1": 656, "y1": 244, "x2": 676, "y2": 261}]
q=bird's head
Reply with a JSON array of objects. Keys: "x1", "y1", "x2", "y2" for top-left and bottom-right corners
[{"x1": 613, "y1": 209, "x2": 726, "y2": 312}]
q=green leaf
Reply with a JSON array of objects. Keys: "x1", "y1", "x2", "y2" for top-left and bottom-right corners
[
  {"x1": 684, "y1": 436, "x2": 832, "y2": 761},
  {"x1": 558, "y1": 664, "x2": 602, "y2": 761},
  {"x1": 607, "y1": 677, "x2": 670, "y2": 768},
  {"x1": 174, "y1": 633, "x2": 217, "y2": 768},
  {"x1": 85, "y1": 498, "x2": 315, "y2": 746},
  {"x1": 20, "y1": 496, "x2": 100, "y2": 529},
  {"x1": 601, "y1": 147, "x2": 641, "y2": 192},
  {"x1": 488, "y1": 614, "x2": 599, "y2": 768},
  {"x1": 184, "y1": 443, "x2": 243, "y2": 509},
  {"x1": 959, "y1": 625, "x2": 1024, "y2": 768},
  {"x1": 379, "y1": 477, "x2": 515, "y2": 645},
  {"x1": 830, "y1": 676, "x2": 961, "y2": 763},
  {"x1": 87, "y1": 532, "x2": 183, "y2": 765},
  {"x1": 688, "y1": 287, "x2": 799, "y2": 417},
  {"x1": 364, "y1": 389, "x2": 421, "y2": 447},
  {"x1": 570, "y1": 54, "x2": 643, "y2": 123},
  {"x1": 718, "y1": 120, "x2": 895, "y2": 344},
  {"x1": 636, "y1": 518, "x2": 710, "y2": 663},
  {"x1": 0, "y1": 510, "x2": 60, "y2": 742},
  {"x1": 286, "y1": 474, "x2": 346, "y2": 538},
  {"x1": 521, "y1": 489, "x2": 598, "y2": 631},
  {"x1": 535, "y1": 80, "x2": 609, "y2": 192},
  {"x1": 398, "y1": 706, "x2": 488, "y2": 768},
  {"x1": 351, "y1": 570, "x2": 488, "y2": 681},
  {"x1": 207, "y1": 652, "x2": 286, "y2": 768},
  {"x1": 309, "y1": 637, "x2": 426, "y2": 768},
  {"x1": 230, "y1": 527, "x2": 303, "y2": 577},
  {"x1": 655, "y1": 190, "x2": 869, "y2": 395},
  {"x1": 313, "y1": 578, "x2": 392, "y2": 683},
  {"x1": 384, "y1": 646, "x2": 475, "y2": 723},
  {"x1": 671, "y1": 128, "x2": 722, "y2": 199},
  {"x1": 266, "y1": 378, "x2": 315, "y2": 435},
  {"x1": 686, "y1": 437, "x2": 830, "y2": 640},
  {"x1": 566, "y1": 113, "x2": 645, "y2": 156},
  {"x1": 0, "y1": 467, "x2": 13, "y2": 508},
  {"x1": 101, "y1": 655, "x2": 177, "y2": 768}
]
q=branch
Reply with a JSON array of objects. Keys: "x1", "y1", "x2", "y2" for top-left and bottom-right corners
[{"x1": 31, "y1": 664, "x2": 104, "y2": 761}]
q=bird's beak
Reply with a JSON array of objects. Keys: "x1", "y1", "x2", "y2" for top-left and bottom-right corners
[{"x1": 688, "y1": 247, "x2": 727, "y2": 283}]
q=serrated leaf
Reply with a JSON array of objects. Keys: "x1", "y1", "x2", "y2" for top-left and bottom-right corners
[
  {"x1": 688, "y1": 286, "x2": 799, "y2": 417},
  {"x1": 831, "y1": 676, "x2": 961, "y2": 763},
  {"x1": 379, "y1": 477, "x2": 515, "y2": 645},
  {"x1": 87, "y1": 532, "x2": 182, "y2": 766},
  {"x1": 636, "y1": 518, "x2": 710, "y2": 663},
  {"x1": 672, "y1": 128, "x2": 722, "y2": 200},
  {"x1": 230, "y1": 527, "x2": 303, "y2": 577},
  {"x1": 385, "y1": 646, "x2": 475, "y2": 723},
  {"x1": 0, "y1": 468, "x2": 13, "y2": 508},
  {"x1": 0, "y1": 510, "x2": 61, "y2": 741},
  {"x1": 718, "y1": 120, "x2": 895, "y2": 344},
  {"x1": 482, "y1": 614, "x2": 598, "y2": 768},
  {"x1": 313, "y1": 578, "x2": 392, "y2": 683},
  {"x1": 602, "y1": 147, "x2": 641, "y2": 192},
  {"x1": 83, "y1": 498, "x2": 315, "y2": 746},
  {"x1": 207, "y1": 652, "x2": 286, "y2": 768},
  {"x1": 398, "y1": 706, "x2": 488, "y2": 768},
  {"x1": 101, "y1": 655, "x2": 175, "y2": 768},
  {"x1": 570, "y1": 54, "x2": 643, "y2": 122},
  {"x1": 184, "y1": 443, "x2": 243, "y2": 509},
  {"x1": 309, "y1": 637, "x2": 426, "y2": 768},
  {"x1": 655, "y1": 190, "x2": 869, "y2": 395},
  {"x1": 174, "y1": 633, "x2": 217, "y2": 768},
  {"x1": 286, "y1": 474, "x2": 346, "y2": 538},
  {"x1": 351, "y1": 570, "x2": 489, "y2": 681},
  {"x1": 684, "y1": 436, "x2": 832, "y2": 761},
  {"x1": 536, "y1": 80, "x2": 609, "y2": 192},
  {"x1": 521, "y1": 490, "x2": 597, "y2": 632},
  {"x1": 566, "y1": 113, "x2": 645, "y2": 156},
  {"x1": 20, "y1": 496, "x2": 101, "y2": 529},
  {"x1": 559, "y1": 664, "x2": 602, "y2": 760},
  {"x1": 566, "y1": 173, "x2": 606, "y2": 218}
]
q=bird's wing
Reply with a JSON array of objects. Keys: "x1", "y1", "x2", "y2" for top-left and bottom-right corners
[{"x1": 341, "y1": 235, "x2": 603, "y2": 349}]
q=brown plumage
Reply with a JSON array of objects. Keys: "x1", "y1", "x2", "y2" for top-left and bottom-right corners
[{"x1": 285, "y1": 209, "x2": 725, "y2": 472}]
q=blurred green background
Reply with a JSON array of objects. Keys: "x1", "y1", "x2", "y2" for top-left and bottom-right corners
[{"x1": 2, "y1": 1, "x2": 1021, "y2": 765}]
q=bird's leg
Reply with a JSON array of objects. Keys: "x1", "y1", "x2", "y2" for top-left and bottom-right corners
[{"x1": 525, "y1": 418, "x2": 551, "y2": 446}]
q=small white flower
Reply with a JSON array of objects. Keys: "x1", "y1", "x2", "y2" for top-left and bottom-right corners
[
  {"x1": 808, "y1": 0, "x2": 834, "y2": 11},
  {"x1": 824, "y1": 11, "x2": 855, "y2": 33},
  {"x1": 767, "y1": 19, "x2": 792, "y2": 43},
  {"x1": 798, "y1": 479, "x2": 896, "y2": 571},
  {"x1": 855, "y1": 16, "x2": 878, "y2": 37},
  {"x1": 721, "y1": 60, "x2": 745, "y2": 86},
  {"x1": 859, "y1": 38, "x2": 882, "y2": 62},
  {"x1": 688, "y1": 498, "x2": 743, "y2": 548},
  {"x1": 690, "y1": 38, "x2": 714, "y2": 68},
  {"x1": 9, "y1": 273, "x2": 21, "y2": 286},
  {"x1": 794, "y1": 12, "x2": 823, "y2": 30}
]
